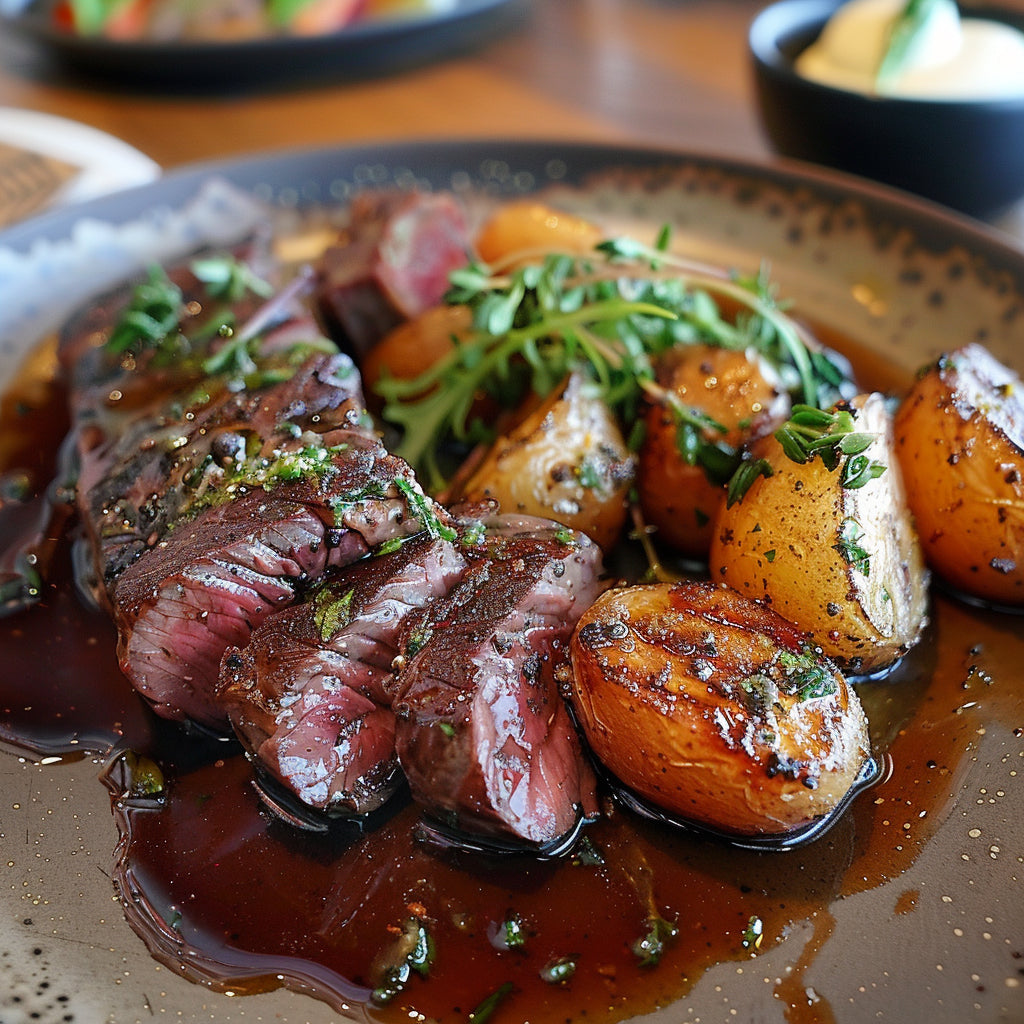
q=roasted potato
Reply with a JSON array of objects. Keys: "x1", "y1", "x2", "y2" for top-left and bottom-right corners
[
  {"x1": 474, "y1": 201, "x2": 603, "y2": 268},
  {"x1": 708, "y1": 393, "x2": 929, "y2": 675},
  {"x1": 456, "y1": 371, "x2": 635, "y2": 550},
  {"x1": 893, "y1": 344, "x2": 1024, "y2": 607},
  {"x1": 637, "y1": 344, "x2": 791, "y2": 559},
  {"x1": 362, "y1": 304, "x2": 474, "y2": 409},
  {"x1": 568, "y1": 580, "x2": 871, "y2": 837}
]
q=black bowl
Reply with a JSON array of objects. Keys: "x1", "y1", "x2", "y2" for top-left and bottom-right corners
[{"x1": 749, "y1": 0, "x2": 1024, "y2": 219}]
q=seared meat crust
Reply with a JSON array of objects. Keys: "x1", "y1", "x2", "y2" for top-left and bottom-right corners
[{"x1": 391, "y1": 515, "x2": 606, "y2": 847}]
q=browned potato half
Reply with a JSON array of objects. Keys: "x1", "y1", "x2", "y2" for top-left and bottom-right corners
[
  {"x1": 474, "y1": 201, "x2": 603, "y2": 268},
  {"x1": 568, "y1": 580, "x2": 871, "y2": 837},
  {"x1": 456, "y1": 372, "x2": 635, "y2": 550},
  {"x1": 637, "y1": 344, "x2": 791, "y2": 558},
  {"x1": 894, "y1": 344, "x2": 1024, "y2": 606},
  {"x1": 708, "y1": 393, "x2": 929, "y2": 675}
]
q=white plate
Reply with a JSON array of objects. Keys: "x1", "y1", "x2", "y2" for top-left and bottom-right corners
[{"x1": 0, "y1": 106, "x2": 160, "y2": 213}]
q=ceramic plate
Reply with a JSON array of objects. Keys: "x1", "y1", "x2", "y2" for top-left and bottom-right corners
[
  {"x1": 0, "y1": 0, "x2": 520, "y2": 90},
  {"x1": 0, "y1": 140, "x2": 1021, "y2": 1024},
  {"x1": 0, "y1": 106, "x2": 160, "y2": 211}
]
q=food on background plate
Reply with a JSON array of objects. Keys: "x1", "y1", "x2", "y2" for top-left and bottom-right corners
[
  {"x1": 795, "y1": 0, "x2": 1024, "y2": 99},
  {"x1": 51, "y1": 0, "x2": 453, "y2": 40}
]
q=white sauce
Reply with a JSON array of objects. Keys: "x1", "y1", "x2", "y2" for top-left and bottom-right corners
[{"x1": 795, "y1": 0, "x2": 1024, "y2": 100}]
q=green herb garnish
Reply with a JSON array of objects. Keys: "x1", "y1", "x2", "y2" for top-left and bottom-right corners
[
  {"x1": 631, "y1": 913, "x2": 679, "y2": 967},
  {"x1": 777, "y1": 649, "x2": 838, "y2": 700},
  {"x1": 468, "y1": 982, "x2": 515, "y2": 1023},
  {"x1": 181, "y1": 442, "x2": 350, "y2": 520},
  {"x1": 376, "y1": 231, "x2": 849, "y2": 490},
  {"x1": 775, "y1": 405, "x2": 881, "y2": 470},
  {"x1": 312, "y1": 586, "x2": 354, "y2": 642},
  {"x1": 834, "y1": 516, "x2": 872, "y2": 576},
  {"x1": 191, "y1": 256, "x2": 274, "y2": 302},
  {"x1": 394, "y1": 477, "x2": 457, "y2": 542},
  {"x1": 741, "y1": 915, "x2": 764, "y2": 950},
  {"x1": 370, "y1": 918, "x2": 434, "y2": 1005},
  {"x1": 742, "y1": 647, "x2": 837, "y2": 704},
  {"x1": 539, "y1": 956, "x2": 577, "y2": 983},
  {"x1": 877, "y1": 0, "x2": 943, "y2": 87},
  {"x1": 498, "y1": 912, "x2": 527, "y2": 949},
  {"x1": 104, "y1": 265, "x2": 183, "y2": 357}
]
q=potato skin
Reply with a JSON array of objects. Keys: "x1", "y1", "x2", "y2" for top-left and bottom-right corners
[
  {"x1": 568, "y1": 581, "x2": 870, "y2": 837},
  {"x1": 362, "y1": 304, "x2": 473, "y2": 408},
  {"x1": 457, "y1": 372, "x2": 635, "y2": 550},
  {"x1": 708, "y1": 393, "x2": 929, "y2": 675},
  {"x1": 474, "y1": 201, "x2": 603, "y2": 268},
  {"x1": 893, "y1": 344, "x2": 1024, "y2": 606},
  {"x1": 637, "y1": 345, "x2": 790, "y2": 558}
]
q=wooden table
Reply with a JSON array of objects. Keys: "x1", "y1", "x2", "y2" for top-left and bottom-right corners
[
  {"x1": 0, "y1": 2, "x2": 777, "y2": 170},
  {"x1": 0, "y1": 0, "x2": 1021, "y2": 241}
]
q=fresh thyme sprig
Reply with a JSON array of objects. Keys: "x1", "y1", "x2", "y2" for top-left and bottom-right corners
[
  {"x1": 774, "y1": 404, "x2": 887, "y2": 489},
  {"x1": 724, "y1": 404, "x2": 888, "y2": 507}
]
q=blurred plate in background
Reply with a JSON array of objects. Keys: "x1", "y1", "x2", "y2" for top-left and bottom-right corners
[
  {"x1": 0, "y1": 0, "x2": 521, "y2": 91},
  {"x1": 0, "y1": 107, "x2": 159, "y2": 226}
]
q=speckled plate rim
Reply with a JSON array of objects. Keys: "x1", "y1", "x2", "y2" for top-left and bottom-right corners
[{"x1": 0, "y1": 137, "x2": 1022, "y2": 1024}]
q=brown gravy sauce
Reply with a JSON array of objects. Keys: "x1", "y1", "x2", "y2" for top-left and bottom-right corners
[{"x1": 1, "y1": 331, "x2": 1021, "y2": 1024}]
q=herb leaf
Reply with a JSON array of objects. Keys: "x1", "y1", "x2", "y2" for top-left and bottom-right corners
[
  {"x1": 834, "y1": 517, "x2": 873, "y2": 576},
  {"x1": 370, "y1": 918, "x2": 434, "y2": 1005},
  {"x1": 104, "y1": 265, "x2": 184, "y2": 357},
  {"x1": 631, "y1": 913, "x2": 679, "y2": 967},
  {"x1": 877, "y1": 0, "x2": 942, "y2": 87},
  {"x1": 191, "y1": 256, "x2": 274, "y2": 302},
  {"x1": 468, "y1": 982, "x2": 515, "y2": 1023}
]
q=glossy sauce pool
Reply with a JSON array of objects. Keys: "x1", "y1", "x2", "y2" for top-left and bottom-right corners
[{"x1": 1, "y1": 336, "x2": 1022, "y2": 1024}]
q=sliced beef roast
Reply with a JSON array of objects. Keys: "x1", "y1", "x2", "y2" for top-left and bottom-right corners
[
  {"x1": 390, "y1": 514, "x2": 607, "y2": 849},
  {"x1": 61, "y1": 224, "x2": 610, "y2": 852},
  {"x1": 314, "y1": 190, "x2": 471, "y2": 360},
  {"x1": 63, "y1": 250, "x2": 454, "y2": 728},
  {"x1": 112, "y1": 435, "x2": 446, "y2": 728},
  {"x1": 218, "y1": 533, "x2": 468, "y2": 814}
]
